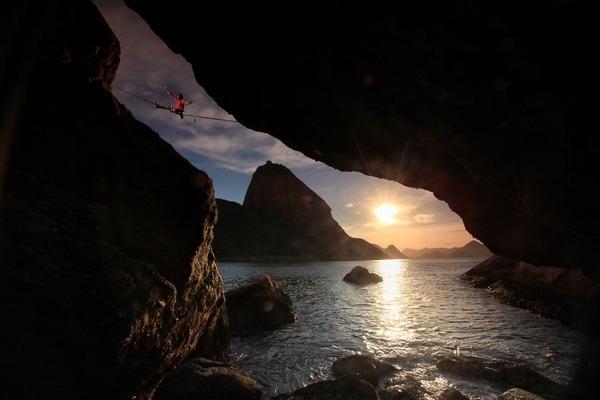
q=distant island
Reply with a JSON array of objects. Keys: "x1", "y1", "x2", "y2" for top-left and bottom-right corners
[
  {"x1": 213, "y1": 161, "x2": 389, "y2": 261},
  {"x1": 402, "y1": 240, "x2": 492, "y2": 259},
  {"x1": 213, "y1": 161, "x2": 492, "y2": 262}
]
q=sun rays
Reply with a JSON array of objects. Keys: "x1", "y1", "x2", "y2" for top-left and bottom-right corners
[{"x1": 374, "y1": 203, "x2": 400, "y2": 224}]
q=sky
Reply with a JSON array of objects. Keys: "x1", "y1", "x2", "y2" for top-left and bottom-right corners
[{"x1": 92, "y1": 0, "x2": 476, "y2": 251}]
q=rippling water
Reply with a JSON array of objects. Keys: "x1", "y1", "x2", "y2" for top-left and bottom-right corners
[{"x1": 218, "y1": 259, "x2": 583, "y2": 399}]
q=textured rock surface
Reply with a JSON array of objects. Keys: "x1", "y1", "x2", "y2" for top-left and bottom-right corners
[
  {"x1": 153, "y1": 358, "x2": 262, "y2": 400},
  {"x1": 123, "y1": 0, "x2": 599, "y2": 276},
  {"x1": 496, "y1": 388, "x2": 545, "y2": 400},
  {"x1": 0, "y1": 1, "x2": 227, "y2": 399},
  {"x1": 332, "y1": 354, "x2": 397, "y2": 386},
  {"x1": 272, "y1": 373, "x2": 378, "y2": 400},
  {"x1": 462, "y1": 255, "x2": 600, "y2": 328},
  {"x1": 436, "y1": 355, "x2": 564, "y2": 399},
  {"x1": 225, "y1": 274, "x2": 297, "y2": 333}
]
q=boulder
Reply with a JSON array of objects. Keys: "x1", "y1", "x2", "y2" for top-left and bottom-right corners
[
  {"x1": 496, "y1": 388, "x2": 545, "y2": 400},
  {"x1": 437, "y1": 387, "x2": 470, "y2": 400},
  {"x1": 379, "y1": 374, "x2": 428, "y2": 400},
  {"x1": 272, "y1": 373, "x2": 377, "y2": 400},
  {"x1": 343, "y1": 266, "x2": 384, "y2": 285},
  {"x1": 153, "y1": 358, "x2": 262, "y2": 400},
  {"x1": 225, "y1": 274, "x2": 297, "y2": 333},
  {"x1": 436, "y1": 355, "x2": 563, "y2": 399},
  {"x1": 332, "y1": 354, "x2": 397, "y2": 386}
]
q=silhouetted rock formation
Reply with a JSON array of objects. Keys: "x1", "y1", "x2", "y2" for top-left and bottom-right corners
[
  {"x1": 375, "y1": 244, "x2": 409, "y2": 259},
  {"x1": 1, "y1": 2, "x2": 227, "y2": 399},
  {"x1": 343, "y1": 266, "x2": 384, "y2": 285},
  {"x1": 225, "y1": 274, "x2": 297, "y2": 334},
  {"x1": 213, "y1": 161, "x2": 390, "y2": 261},
  {"x1": 124, "y1": 0, "x2": 599, "y2": 278}
]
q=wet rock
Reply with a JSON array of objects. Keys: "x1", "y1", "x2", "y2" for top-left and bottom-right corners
[
  {"x1": 437, "y1": 387, "x2": 470, "y2": 400},
  {"x1": 343, "y1": 266, "x2": 383, "y2": 285},
  {"x1": 380, "y1": 374, "x2": 428, "y2": 400},
  {"x1": 461, "y1": 255, "x2": 600, "y2": 328},
  {"x1": 332, "y1": 354, "x2": 398, "y2": 386},
  {"x1": 153, "y1": 358, "x2": 262, "y2": 400},
  {"x1": 378, "y1": 389, "x2": 416, "y2": 400},
  {"x1": 272, "y1": 373, "x2": 377, "y2": 400},
  {"x1": 436, "y1": 355, "x2": 563, "y2": 399},
  {"x1": 496, "y1": 388, "x2": 545, "y2": 400},
  {"x1": 225, "y1": 274, "x2": 297, "y2": 333}
]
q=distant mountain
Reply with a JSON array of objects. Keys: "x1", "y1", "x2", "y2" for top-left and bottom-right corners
[
  {"x1": 402, "y1": 240, "x2": 492, "y2": 259},
  {"x1": 213, "y1": 161, "x2": 390, "y2": 261},
  {"x1": 374, "y1": 244, "x2": 409, "y2": 259}
]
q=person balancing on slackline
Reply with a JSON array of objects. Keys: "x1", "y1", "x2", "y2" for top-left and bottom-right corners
[{"x1": 154, "y1": 85, "x2": 192, "y2": 119}]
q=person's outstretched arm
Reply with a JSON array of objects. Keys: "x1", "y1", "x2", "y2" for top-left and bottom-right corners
[{"x1": 164, "y1": 85, "x2": 175, "y2": 99}]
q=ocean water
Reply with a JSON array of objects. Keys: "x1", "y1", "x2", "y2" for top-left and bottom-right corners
[{"x1": 218, "y1": 259, "x2": 584, "y2": 399}]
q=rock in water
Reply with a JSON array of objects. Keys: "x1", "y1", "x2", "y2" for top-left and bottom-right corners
[
  {"x1": 153, "y1": 358, "x2": 262, "y2": 400},
  {"x1": 225, "y1": 274, "x2": 297, "y2": 333},
  {"x1": 343, "y1": 266, "x2": 384, "y2": 285}
]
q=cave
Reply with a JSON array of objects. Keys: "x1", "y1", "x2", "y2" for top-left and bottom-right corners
[{"x1": 1, "y1": 0, "x2": 598, "y2": 398}]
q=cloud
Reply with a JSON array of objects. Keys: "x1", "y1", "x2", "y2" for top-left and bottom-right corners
[
  {"x1": 414, "y1": 213, "x2": 436, "y2": 224},
  {"x1": 96, "y1": 0, "x2": 322, "y2": 176},
  {"x1": 345, "y1": 203, "x2": 354, "y2": 208},
  {"x1": 171, "y1": 128, "x2": 320, "y2": 173}
]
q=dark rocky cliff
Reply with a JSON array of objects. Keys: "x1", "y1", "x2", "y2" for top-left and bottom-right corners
[
  {"x1": 1, "y1": 2, "x2": 227, "y2": 399},
  {"x1": 123, "y1": 0, "x2": 600, "y2": 278},
  {"x1": 213, "y1": 161, "x2": 389, "y2": 261}
]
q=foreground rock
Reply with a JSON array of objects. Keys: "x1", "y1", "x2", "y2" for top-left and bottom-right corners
[
  {"x1": 272, "y1": 373, "x2": 377, "y2": 400},
  {"x1": 225, "y1": 274, "x2": 297, "y2": 333},
  {"x1": 153, "y1": 358, "x2": 262, "y2": 400},
  {"x1": 343, "y1": 266, "x2": 383, "y2": 285},
  {"x1": 332, "y1": 354, "x2": 398, "y2": 386},
  {"x1": 1, "y1": 2, "x2": 227, "y2": 398},
  {"x1": 436, "y1": 355, "x2": 564, "y2": 399},
  {"x1": 437, "y1": 387, "x2": 471, "y2": 400},
  {"x1": 379, "y1": 374, "x2": 429, "y2": 399},
  {"x1": 497, "y1": 388, "x2": 545, "y2": 400}
]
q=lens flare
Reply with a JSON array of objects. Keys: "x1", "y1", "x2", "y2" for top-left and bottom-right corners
[{"x1": 374, "y1": 203, "x2": 399, "y2": 224}]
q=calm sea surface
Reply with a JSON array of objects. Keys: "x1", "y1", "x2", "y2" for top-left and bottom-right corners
[{"x1": 218, "y1": 259, "x2": 584, "y2": 399}]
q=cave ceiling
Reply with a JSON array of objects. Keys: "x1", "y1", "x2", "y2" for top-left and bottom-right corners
[{"x1": 123, "y1": 1, "x2": 600, "y2": 273}]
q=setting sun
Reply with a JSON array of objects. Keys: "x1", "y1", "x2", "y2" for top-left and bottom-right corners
[{"x1": 374, "y1": 203, "x2": 399, "y2": 224}]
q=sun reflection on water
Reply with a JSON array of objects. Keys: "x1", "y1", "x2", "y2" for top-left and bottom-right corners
[{"x1": 371, "y1": 259, "x2": 413, "y2": 343}]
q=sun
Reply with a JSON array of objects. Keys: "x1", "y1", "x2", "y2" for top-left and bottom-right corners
[{"x1": 374, "y1": 203, "x2": 399, "y2": 224}]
